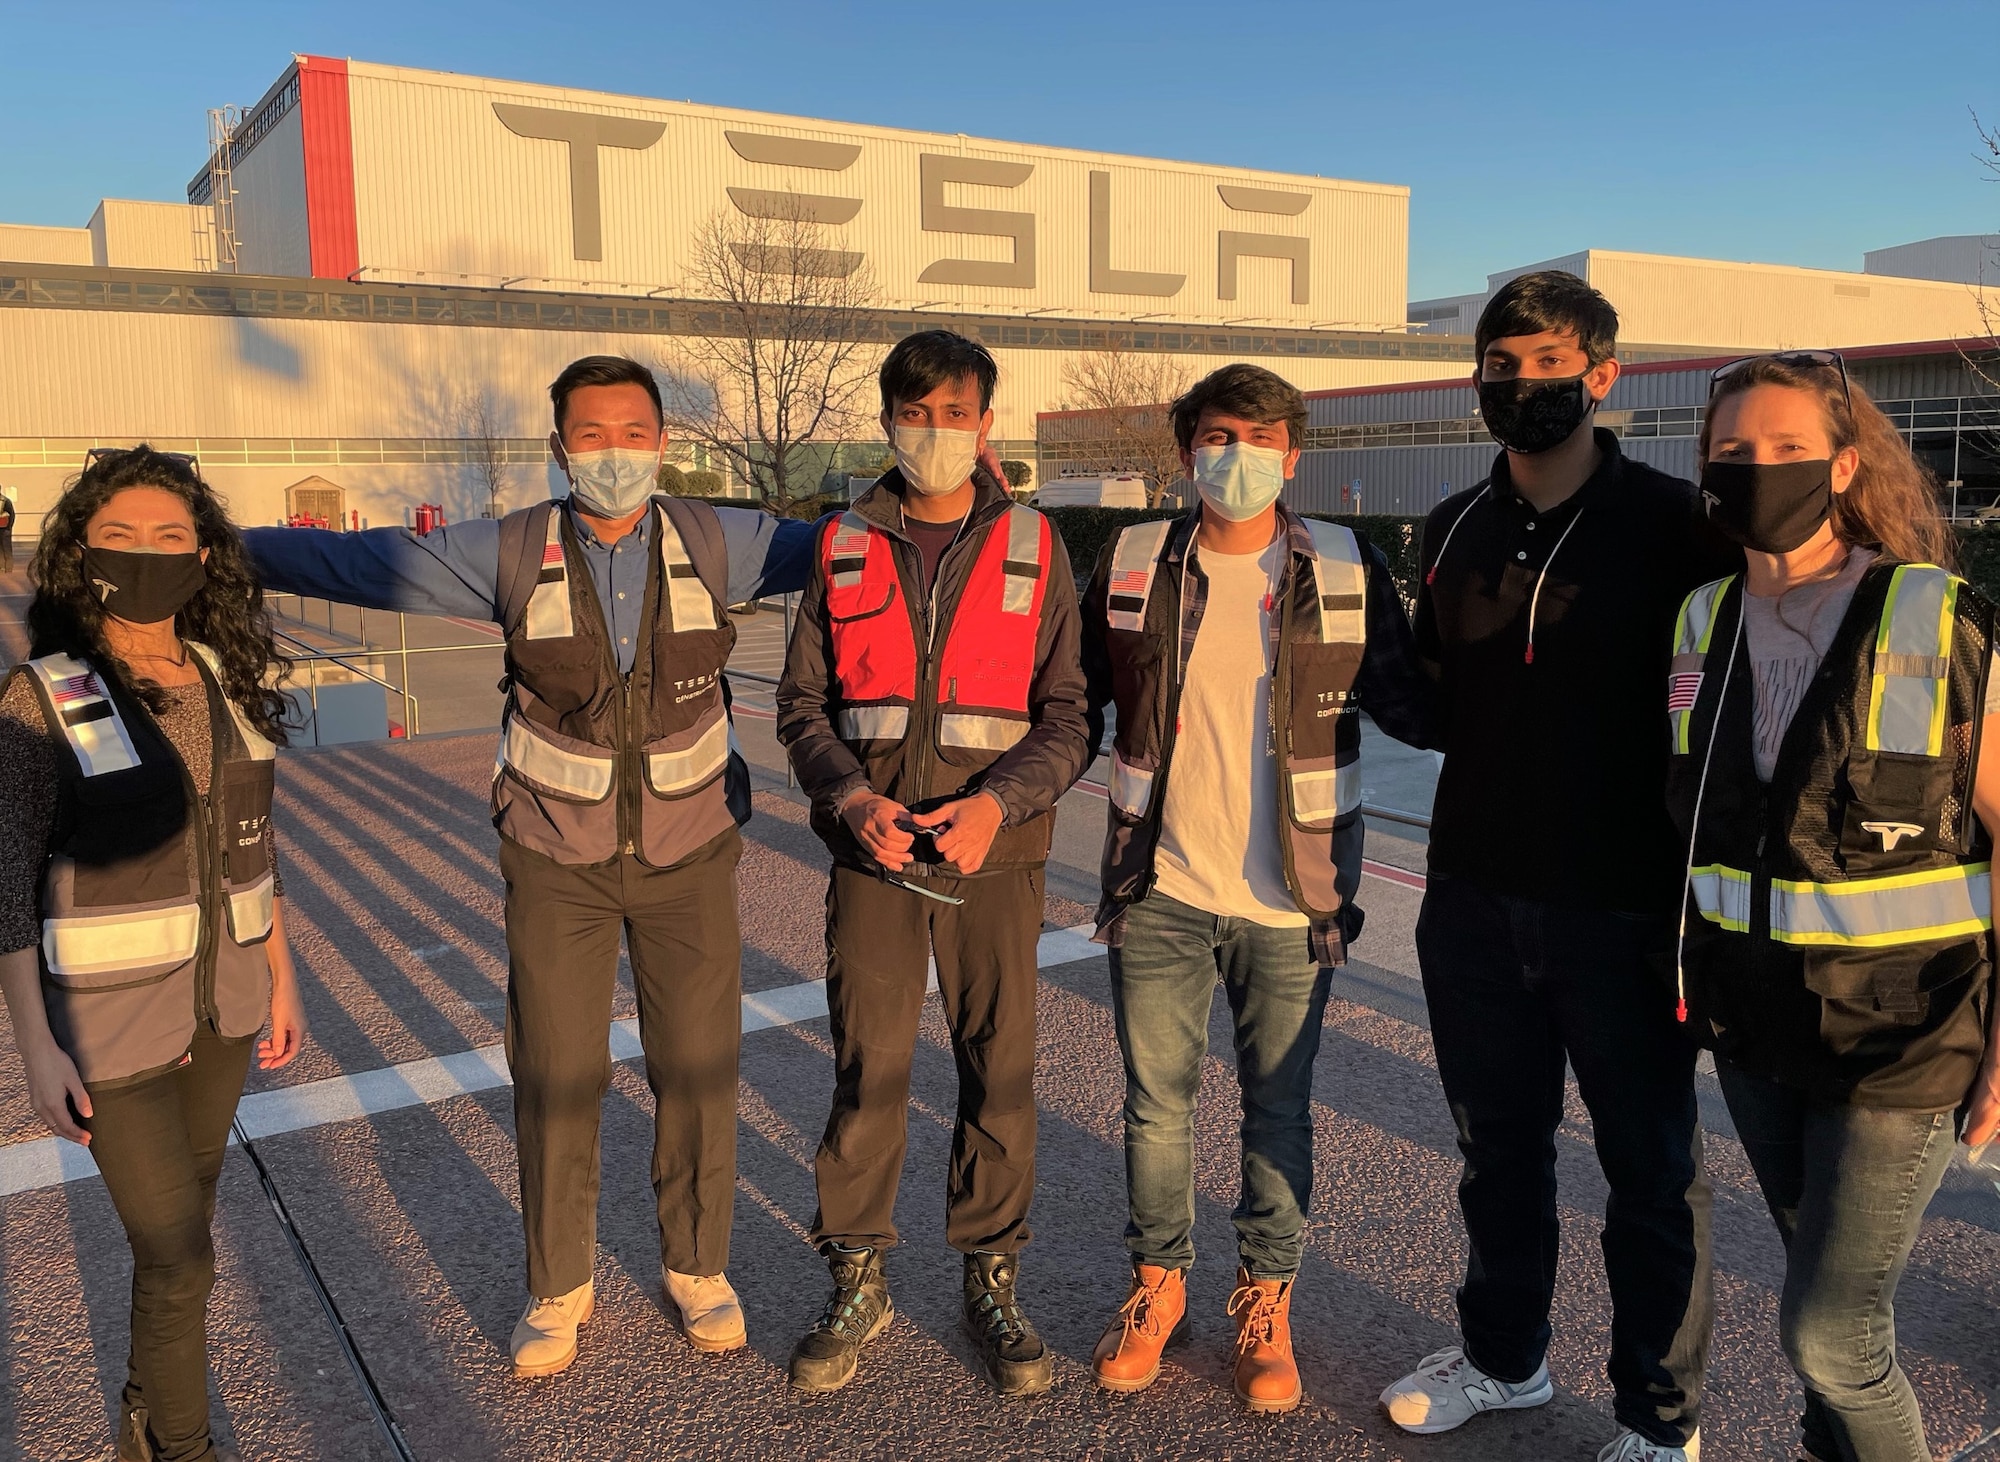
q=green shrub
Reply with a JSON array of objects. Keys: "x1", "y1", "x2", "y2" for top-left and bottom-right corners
[
  {"x1": 999, "y1": 459, "x2": 1033, "y2": 489},
  {"x1": 683, "y1": 469, "x2": 725, "y2": 497},
  {"x1": 657, "y1": 462, "x2": 691, "y2": 494}
]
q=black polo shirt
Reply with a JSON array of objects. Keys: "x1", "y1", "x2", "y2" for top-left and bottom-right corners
[{"x1": 1414, "y1": 428, "x2": 1740, "y2": 914}]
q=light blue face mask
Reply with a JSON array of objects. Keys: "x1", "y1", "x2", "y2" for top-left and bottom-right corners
[
  {"x1": 1192, "y1": 442, "x2": 1288, "y2": 521},
  {"x1": 564, "y1": 447, "x2": 660, "y2": 517}
]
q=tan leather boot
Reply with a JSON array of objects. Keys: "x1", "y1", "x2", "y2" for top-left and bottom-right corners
[
  {"x1": 510, "y1": 1280, "x2": 594, "y2": 1377},
  {"x1": 664, "y1": 1267, "x2": 747, "y2": 1353},
  {"x1": 1228, "y1": 1269, "x2": 1301, "y2": 1413},
  {"x1": 1091, "y1": 1263, "x2": 1190, "y2": 1393}
]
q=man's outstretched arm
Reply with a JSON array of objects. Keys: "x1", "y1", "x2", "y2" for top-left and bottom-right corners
[{"x1": 242, "y1": 520, "x2": 505, "y2": 621}]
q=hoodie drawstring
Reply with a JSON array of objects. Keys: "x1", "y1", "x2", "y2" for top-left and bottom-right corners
[
  {"x1": 1424, "y1": 486, "x2": 1490, "y2": 586},
  {"x1": 1523, "y1": 509, "x2": 1586, "y2": 665},
  {"x1": 1674, "y1": 609, "x2": 1744, "y2": 1023}
]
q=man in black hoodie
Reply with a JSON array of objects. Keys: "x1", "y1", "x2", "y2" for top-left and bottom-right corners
[{"x1": 1378, "y1": 273, "x2": 1731, "y2": 1462}]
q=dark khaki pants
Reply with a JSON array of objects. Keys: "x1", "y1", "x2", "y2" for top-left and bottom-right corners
[
  {"x1": 501, "y1": 826, "x2": 742, "y2": 1298},
  {"x1": 810, "y1": 864, "x2": 1043, "y2": 1256}
]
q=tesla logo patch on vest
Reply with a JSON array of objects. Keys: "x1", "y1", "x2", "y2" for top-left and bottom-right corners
[{"x1": 1861, "y1": 820, "x2": 1926, "y2": 852}]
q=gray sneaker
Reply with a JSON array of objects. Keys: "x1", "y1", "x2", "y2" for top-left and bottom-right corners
[{"x1": 1379, "y1": 1345, "x2": 1553, "y2": 1434}]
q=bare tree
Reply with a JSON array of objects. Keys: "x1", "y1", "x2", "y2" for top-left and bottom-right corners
[
  {"x1": 456, "y1": 389, "x2": 513, "y2": 518},
  {"x1": 1051, "y1": 350, "x2": 1195, "y2": 505},
  {"x1": 1967, "y1": 112, "x2": 2000, "y2": 397},
  {"x1": 660, "y1": 203, "x2": 881, "y2": 516}
]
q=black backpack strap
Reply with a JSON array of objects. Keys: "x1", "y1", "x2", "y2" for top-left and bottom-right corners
[{"x1": 494, "y1": 501, "x2": 554, "y2": 639}]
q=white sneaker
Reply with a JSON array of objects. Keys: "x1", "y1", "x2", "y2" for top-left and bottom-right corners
[
  {"x1": 1379, "y1": 1345, "x2": 1554, "y2": 1434},
  {"x1": 510, "y1": 1280, "x2": 594, "y2": 1377},
  {"x1": 663, "y1": 1267, "x2": 748, "y2": 1353},
  {"x1": 1597, "y1": 1428, "x2": 1700, "y2": 1461}
]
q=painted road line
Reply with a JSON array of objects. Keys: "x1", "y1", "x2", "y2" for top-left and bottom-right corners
[
  {"x1": 0, "y1": 924, "x2": 1104, "y2": 1198},
  {"x1": 1071, "y1": 779, "x2": 1428, "y2": 892}
]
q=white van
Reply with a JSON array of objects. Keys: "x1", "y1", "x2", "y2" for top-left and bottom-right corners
[{"x1": 1033, "y1": 475, "x2": 1152, "y2": 508}]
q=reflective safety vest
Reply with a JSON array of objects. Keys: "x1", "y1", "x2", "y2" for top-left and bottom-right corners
[
  {"x1": 1095, "y1": 509, "x2": 1371, "y2": 955},
  {"x1": 818, "y1": 500, "x2": 1056, "y2": 871},
  {"x1": 491, "y1": 496, "x2": 746, "y2": 869},
  {"x1": 14, "y1": 645, "x2": 277, "y2": 1086},
  {"x1": 1665, "y1": 559, "x2": 1996, "y2": 1104}
]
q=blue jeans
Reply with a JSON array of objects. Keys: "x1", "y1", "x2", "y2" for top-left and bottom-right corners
[
  {"x1": 1717, "y1": 1063, "x2": 1955, "y2": 1462},
  {"x1": 1415, "y1": 873, "x2": 1712, "y2": 1448},
  {"x1": 1108, "y1": 891, "x2": 1331, "y2": 1279}
]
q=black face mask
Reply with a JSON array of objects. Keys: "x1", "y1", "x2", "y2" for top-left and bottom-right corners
[
  {"x1": 1698, "y1": 460, "x2": 1833, "y2": 554},
  {"x1": 83, "y1": 547, "x2": 207, "y2": 625},
  {"x1": 1478, "y1": 374, "x2": 1596, "y2": 455}
]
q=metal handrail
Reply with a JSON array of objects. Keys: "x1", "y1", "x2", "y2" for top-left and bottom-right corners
[
  {"x1": 1362, "y1": 803, "x2": 1432, "y2": 831},
  {"x1": 271, "y1": 628, "x2": 427, "y2": 742}
]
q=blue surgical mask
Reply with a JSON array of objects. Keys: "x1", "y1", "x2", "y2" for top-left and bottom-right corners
[
  {"x1": 564, "y1": 447, "x2": 659, "y2": 517},
  {"x1": 1192, "y1": 442, "x2": 1287, "y2": 521}
]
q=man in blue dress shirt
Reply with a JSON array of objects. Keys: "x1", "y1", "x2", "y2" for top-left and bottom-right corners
[{"x1": 245, "y1": 356, "x2": 815, "y2": 1377}]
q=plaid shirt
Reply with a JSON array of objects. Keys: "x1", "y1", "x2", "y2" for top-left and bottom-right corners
[{"x1": 1083, "y1": 503, "x2": 1436, "y2": 963}]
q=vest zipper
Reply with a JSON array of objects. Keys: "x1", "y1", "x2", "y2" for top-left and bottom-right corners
[
  {"x1": 622, "y1": 677, "x2": 638, "y2": 857},
  {"x1": 907, "y1": 506, "x2": 974, "y2": 877}
]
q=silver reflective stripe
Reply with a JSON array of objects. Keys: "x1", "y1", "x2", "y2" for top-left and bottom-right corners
[
  {"x1": 1289, "y1": 762, "x2": 1361, "y2": 823},
  {"x1": 1867, "y1": 564, "x2": 1955, "y2": 757},
  {"x1": 837, "y1": 705, "x2": 910, "y2": 741},
  {"x1": 1771, "y1": 861, "x2": 1991, "y2": 948},
  {"x1": 646, "y1": 717, "x2": 730, "y2": 795},
  {"x1": 939, "y1": 712, "x2": 1030, "y2": 752},
  {"x1": 501, "y1": 716, "x2": 614, "y2": 800},
  {"x1": 29, "y1": 653, "x2": 141, "y2": 777},
  {"x1": 1303, "y1": 520, "x2": 1366, "y2": 646},
  {"x1": 659, "y1": 506, "x2": 719, "y2": 631},
  {"x1": 188, "y1": 644, "x2": 277, "y2": 761},
  {"x1": 524, "y1": 509, "x2": 575, "y2": 640},
  {"x1": 227, "y1": 871, "x2": 276, "y2": 943},
  {"x1": 828, "y1": 512, "x2": 873, "y2": 589},
  {"x1": 1106, "y1": 520, "x2": 1173, "y2": 631},
  {"x1": 1109, "y1": 750, "x2": 1155, "y2": 818},
  {"x1": 1000, "y1": 505, "x2": 1043, "y2": 616},
  {"x1": 44, "y1": 903, "x2": 201, "y2": 977},
  {"x1": 1689, "y1": 864, "x2": 1753, "y2": 932}
]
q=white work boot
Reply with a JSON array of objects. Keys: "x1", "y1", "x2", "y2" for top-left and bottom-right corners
[
  {"x1": 510, "y1": 1279, "x2": 594, "y2": 1377},
  {"x1": 1598, "y1": 1428, "x2": 1701, "y2": 1461},
  {"x1": 664, "y1": 1266, "x2": 748, "y2": 1353},
  {"x1": 1380, "y1": 1344, "x2": 1554, "y2": 1434}
]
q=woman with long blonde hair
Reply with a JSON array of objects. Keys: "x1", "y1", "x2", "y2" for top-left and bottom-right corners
[{"x1": 1667, "y1": 353, "x2": 1999, "y2": 1461}]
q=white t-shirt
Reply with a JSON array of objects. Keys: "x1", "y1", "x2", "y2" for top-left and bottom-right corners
[{"x1": 1153, "y1": 536, "x2": 1310, "y2": 927}]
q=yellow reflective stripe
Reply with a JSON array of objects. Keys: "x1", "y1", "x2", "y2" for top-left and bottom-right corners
[
  {"x1": 1289, "y1": 762, "x2": 1362, "y2": 823},
  {"x1": 43, "y1": 903, "x2": 201, "y2": 977},
  {"x1": 1770, "y1": 861, "x2": 1991, "y2": 948},
  {"x1": 227, "y1": 872, "x2": 276, "y2": 943},
  {"x1": 1689, "y1": 864, "x2": 1753, "y2": 932},
  {"x1": 1866, "y1": 564, "x2": 1955, "y2": 756},
  {"x1": 524, "y1": 509, "x2": 574, "y2": 640},
  {"x1": 1303, "y1": 520, "x2": 1367, "y2": 646},
  {"x1": 938, "y1": 712, "x2": 1029, "y2": 752},
  {"x1": 658, "y1": 505, "x2": 718, "y2": 631},
  {"x1": 1670, "y1": 577, "x2": 1734, "y2": 755},
  {"x1": 501, "y1": 717, "x2": 614, "y2": 800},
  {"x1": 1108, "y1": 750, "x2": 1155, "y2": 818}
]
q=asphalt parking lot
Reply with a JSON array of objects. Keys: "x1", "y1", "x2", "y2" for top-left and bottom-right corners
[{"x1": 1, "y1": 571, "x2": 1997, "y2": 1461}]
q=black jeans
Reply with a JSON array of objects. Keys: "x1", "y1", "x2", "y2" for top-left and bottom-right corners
[
  {"x1": 86, "y1": 1027, "x2": 256, "y2": 1462},
  {"x1": 1416, "y1": 873, "x2": 1713, "y2": 1447},
  {"x1": 501, "y1": 827, "x2": 743, "y2": 1298},
  {"x1": 1718, "y1": 1063, "x2": 1954, "y2": 1462}
]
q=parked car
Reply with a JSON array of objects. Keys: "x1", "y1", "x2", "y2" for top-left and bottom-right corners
[{"x1": 1031, "y1": 475, "x2": 1151, "y2": 508}]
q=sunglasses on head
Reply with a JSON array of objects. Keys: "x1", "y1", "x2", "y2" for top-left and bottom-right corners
[
  {"x1": 1708, "y1": 350, "x2": 1851, "y2": 410},
  {"x1": 84, "y1": 446, "x2": 200, "y2": 469}
]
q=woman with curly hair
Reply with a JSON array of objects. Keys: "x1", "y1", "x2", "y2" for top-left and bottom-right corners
[{"x1": 0, "y1": 445, "x2": 308, "y2": 1462}]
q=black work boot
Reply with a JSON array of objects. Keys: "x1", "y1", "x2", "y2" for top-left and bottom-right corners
[
  {"x1": 788, "y1": 1245, "x2": 893, "y2": 1394},
  {"x1": 963, "y1": 1251, "x2": 1053, "y2": 1396}
]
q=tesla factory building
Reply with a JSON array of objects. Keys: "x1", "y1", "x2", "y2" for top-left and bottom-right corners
[{"x1": 0, "y1": 54, "x2": 1477, "y2": 536}]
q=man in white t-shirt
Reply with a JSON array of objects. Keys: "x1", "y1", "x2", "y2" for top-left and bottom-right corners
[{"x1": 1080, "y1": 364, "x2": 1434, "y2": 1413}]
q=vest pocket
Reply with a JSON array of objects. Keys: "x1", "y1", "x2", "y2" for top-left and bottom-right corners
[
  {"x1": 827, "y1": 582, "x2": 897, "y2": 623},
  {"x1": 1284, "y1": 754, "x2": 1358, "y2": 831},
  {"x1": 500, "y1": 715, "x2": 615, "y2": 802},
  {"x1": 226, "y1": 870, "x2": 275, "y2": 945},
  {"x1": 643, "y1": 712, "x2": 730, "y2": 799},
  {"x1": 936, "y1": 709, "x2": 1030, "y2": 768},
  {"x1": 1108, "y1": 749, "x2": 1156, "y2": 821},
  {"x1": 42, "y1": 892, "x2": 202, "y2": 990}
]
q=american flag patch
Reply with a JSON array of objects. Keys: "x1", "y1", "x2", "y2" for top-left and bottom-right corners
[
  {"x1": 1667, "y1": 672, "x2": 1702, "y2": 713},
  {"x1": 50, "y1": 673, "x2": 100, "y2": 704},
  {"x1": 1111, "y1": 568, "x2": 1150, "y2": 598}
]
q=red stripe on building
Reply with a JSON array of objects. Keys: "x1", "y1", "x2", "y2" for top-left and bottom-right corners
[{"x1": 298, "y1": 56, "x2": 360, "y2": 281}]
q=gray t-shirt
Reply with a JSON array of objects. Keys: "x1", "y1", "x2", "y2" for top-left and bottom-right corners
[{"x1": 1743, "y1": 547, "x2": 2000, "y2": 782}]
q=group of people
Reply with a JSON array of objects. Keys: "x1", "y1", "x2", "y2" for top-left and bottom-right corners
[{"x1": 0, "y1": 270, "x2": 1994, "y2": 1462}]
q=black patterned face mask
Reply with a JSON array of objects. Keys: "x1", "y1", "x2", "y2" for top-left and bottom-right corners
[{"x1": 1478, "y1": 374, "x2": 1595, "y2": 455}]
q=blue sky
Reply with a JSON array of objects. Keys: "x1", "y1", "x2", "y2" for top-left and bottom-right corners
[{"x1": 1, "y1": 0, "x2": 1993, "y2": 299}]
